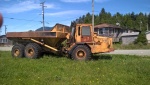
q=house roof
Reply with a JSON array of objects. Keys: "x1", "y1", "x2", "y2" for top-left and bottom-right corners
[
  {"x1": 121, "y1": 32, "x2": 139, "y2": 37},
  {"x1": 94, "y1": 23, "x2": 121, "y2": 29}
]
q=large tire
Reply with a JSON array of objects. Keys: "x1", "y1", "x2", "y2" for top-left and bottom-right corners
[
  {"x1": 24, "y1": 43, "x2": 41, "y2": 59},
  {"x1": 71, "y1": 45, "x2": 91, "y2": 61},
  {"x1": 11, "y1": 44, "x2": 25, "y2": 58}
]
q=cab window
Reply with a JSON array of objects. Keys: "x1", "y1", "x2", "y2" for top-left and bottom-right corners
[{"x1": 82, "y1": 26, "x2": 91, "y2": 36}]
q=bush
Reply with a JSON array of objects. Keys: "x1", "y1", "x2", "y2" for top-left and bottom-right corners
[{"x1": 134, "y1": 32, "x2": 147, "y2": 45}]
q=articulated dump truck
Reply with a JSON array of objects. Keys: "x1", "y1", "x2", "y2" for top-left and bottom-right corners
[{"x1": 6, "y1": 23, "x2": 114, "y2": 60}]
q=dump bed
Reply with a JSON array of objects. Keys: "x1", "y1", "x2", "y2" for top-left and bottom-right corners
[
  {"x1": 6, "y1": 31, "x2": 67, "y2": 38},
  {"x1": 6, "y1": 24, "x2": 70, "y2": 47}
]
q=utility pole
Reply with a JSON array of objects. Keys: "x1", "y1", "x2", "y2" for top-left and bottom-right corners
[
  {"x1": 0, "y1": 28, "x2": 1, "y2": 36},
  {"x1": 140, "y1": 21, "x2": 142, "y2": 31},
  {"x1": 4, "y1": 25, "x2": 7, "y2": 35},
  {"x1": 40, "y1": 1, "x2": 46, "y2": 31},
  {"x1": 92, "y1": 0, "x2": 95, "y2": 46},
  {"x1": 92, "y1": 0, "x2": 94, "y2": 33}
]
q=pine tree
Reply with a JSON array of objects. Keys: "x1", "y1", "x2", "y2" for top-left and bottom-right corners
[
  {"x1": 148, "y1": 13, "x2": 150, "y2": 31},
  {"x1": 71, "y1": 8, "x2": 149, "y2": 32},
  {"x1": 134, "y1": 32, "x2": 147, "y2": 45},
  {"x1": 84, "y1": 12, "x2": 92, "y2": 24},
  {"x1": 99, "y1": 8, "x2": 107, "y2": 23}
]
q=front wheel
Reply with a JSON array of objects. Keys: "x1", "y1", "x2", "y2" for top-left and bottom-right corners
[{"x1": 71, "y1": 45, "x2": 91, "y2": 61}]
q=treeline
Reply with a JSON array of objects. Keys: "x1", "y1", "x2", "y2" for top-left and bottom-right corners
[{"x1": 71, "y1": 8, "x2": 150, "y2": 31}]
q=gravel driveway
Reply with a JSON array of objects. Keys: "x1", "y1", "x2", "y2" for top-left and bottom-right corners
[
  {"x1": 0, "y1": 46, "x2": 13, "y2": 51},
  {"x1": 104, "y1": 50, "x2": 150, "y2": 56},
  {"x1": 0, "y1": 46, "x2": 150, "y2": 56}
]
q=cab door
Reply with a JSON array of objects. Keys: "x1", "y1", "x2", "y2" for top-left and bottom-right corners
[{"x1": 81, "y1": 26, "x2": 92, "y2": 42}]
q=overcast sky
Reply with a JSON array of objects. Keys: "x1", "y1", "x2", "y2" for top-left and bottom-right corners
[{"x1": 0, "y1": 0, "x2": 150, "y2": 35}]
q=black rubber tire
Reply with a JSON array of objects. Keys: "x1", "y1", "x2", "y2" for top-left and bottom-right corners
[
  {"x1": 11, "y1": 44, "x2": 25, "y2": 58},
  {"x1": 71, "y1": 45, "x2": 91, "y2": 61},
  {"x1": 24, "y1": 43, "x2": 41, "y2": 59}
]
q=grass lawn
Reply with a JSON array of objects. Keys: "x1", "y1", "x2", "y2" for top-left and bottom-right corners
[{"x1": 0, "y1": 51, "x2": 150, "y2": 85}]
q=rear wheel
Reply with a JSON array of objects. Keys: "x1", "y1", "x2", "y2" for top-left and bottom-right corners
[
  {"x1": 72, "y1": 45, "x2": 91, "y2": 61},
  {"x1": 11, "y1": 44, "x2": 25, "y2": 58},
  {"x1": 24, "y1": 43, "x2": 41, "y2": 59}
]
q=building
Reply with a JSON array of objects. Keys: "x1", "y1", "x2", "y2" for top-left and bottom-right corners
[
  {"x1": 121, "y1": 32, "x2": 139, "y2": 45},
  {"x1": 94, "y1": 23, "x2": 140, "y2": 43},
  {"x1": 146, "y1": 31, "x2": 150, "y2": 43},
  {"x1": 0, "y1": 35, "x2": 12, "y2": 46}
]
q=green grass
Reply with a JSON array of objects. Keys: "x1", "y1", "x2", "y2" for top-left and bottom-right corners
[{"x1": 0, "y1": 51, "x2": 150, "y2": 85}]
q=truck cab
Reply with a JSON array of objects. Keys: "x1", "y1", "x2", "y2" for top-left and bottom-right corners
[
  {"x1": 68, "y1": 24, "x2": 93, "y2": 44},
  {"x1": 74, "y1": 24, "x2": 93, "y2": 43},
  {"x1": 66, "y1": 24, "x2": 113, "y2": 60}
]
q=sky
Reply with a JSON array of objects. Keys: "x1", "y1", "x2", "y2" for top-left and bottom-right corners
[{"x1": 0, "y1": 0, "x2": 150, "y2": 35}]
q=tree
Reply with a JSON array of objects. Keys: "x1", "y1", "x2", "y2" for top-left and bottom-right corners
[
  {"x1": 131, "y1": 12, "x2": 136, "y2": 21},
  {"x1": 113, "y1": 12, "x2": 123, "y2": 26},
  {"x1": 84, "y1": 12, "x2": 92, "y2": 23},
  {"x1": 134, "y1": 32, "x2": 147, "y2": 45},
  {"x1": 94, "y1": 15, "x2": 99, "y2": 25},
  {"x1": 70, "y1": 21, "x2": 76, "y2": 29},
  {"x1": 99, "y1": 8, "x2": 107, "y2": 23},
  {"x1": 71, "y1": 8, "x2": 149, "y2": 32},
  {"x1": 148, "y1": 13, "x2": 150, "y2": 31}
]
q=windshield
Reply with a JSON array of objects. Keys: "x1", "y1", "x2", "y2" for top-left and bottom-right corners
[{"x1": 82, "y1": 26, "x2": 91, "y2": 36}]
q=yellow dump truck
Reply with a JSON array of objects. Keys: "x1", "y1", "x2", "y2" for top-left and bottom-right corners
[{"x1": 6, "y1": 23, "x2": 114, "y2": 60}]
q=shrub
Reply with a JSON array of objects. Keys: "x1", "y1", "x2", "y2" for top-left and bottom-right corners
[{"x1": 134, "y1": 32, "x2": 147, "y2": 45}]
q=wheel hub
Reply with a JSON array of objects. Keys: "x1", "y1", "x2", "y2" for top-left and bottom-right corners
[
  {"x1": 27, "y1": 48, "x2": 34, "y2": 57},
  {"x1": 14, "y1": 49, "x2": 20, "y2": 57},
  {"x1": 77, "y1": 50, "x2": 86, "y2": 58}
]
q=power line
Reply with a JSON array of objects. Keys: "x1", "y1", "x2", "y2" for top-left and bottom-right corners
[
  {"x1": 4, "y1": 17, "x2": 41, "y2": 22},
  {"x1": 3, "y1": 15, "x2": 42, "y2": 32}
]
